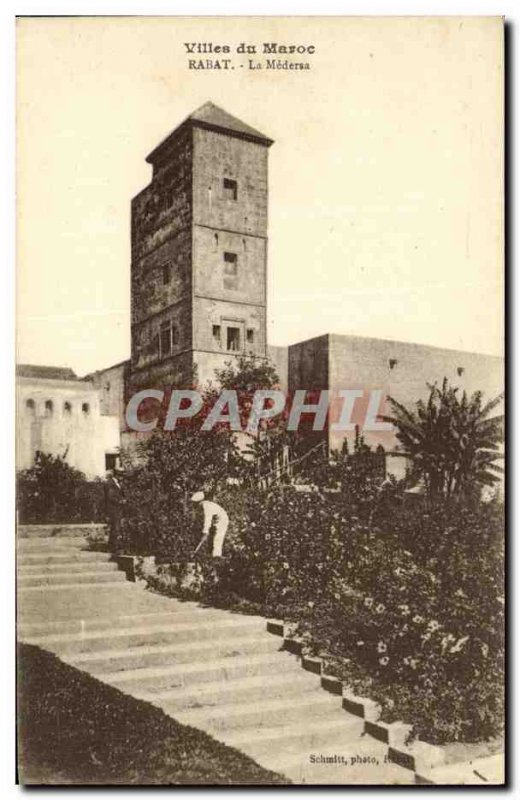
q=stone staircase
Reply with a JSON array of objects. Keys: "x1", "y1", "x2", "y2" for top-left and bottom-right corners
[
  {"x1": 17, "y1": 524, "x2": 415, "y2": 785},
  {"x1": 17, "y1": 525, "x2": 128, "y2": 591}
]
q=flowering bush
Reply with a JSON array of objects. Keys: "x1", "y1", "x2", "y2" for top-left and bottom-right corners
[
  {"x1": 119, "y1": 362, "x2": 503, "y2": 745},
  {"x1": 179, "y1": 486, "x2": 504, "y2": 744}
]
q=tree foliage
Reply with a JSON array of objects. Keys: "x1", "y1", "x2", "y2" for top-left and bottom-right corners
[
  {"x1": 380, "y1": 379, "x2": 504, "y2": 503},
  {"x1": 17, "y1": 452, "x2": 104, "y2": 523},
  {"x1": 117, "y1": 355, "x2": 284, "y2": 554}
]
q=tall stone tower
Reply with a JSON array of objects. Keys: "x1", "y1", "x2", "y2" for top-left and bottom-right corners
[{"x1": 130, "y1": 102, "x2": 273, "y2": 393}]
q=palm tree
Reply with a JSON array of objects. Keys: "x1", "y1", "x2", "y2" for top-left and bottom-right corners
[{"x1": 380, "y1": 379, "x2": 504, "y2": 504}]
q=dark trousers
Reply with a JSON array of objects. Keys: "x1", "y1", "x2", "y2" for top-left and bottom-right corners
[{"x1": 107, "y1": 511, "x2": 122, "y2": 552}]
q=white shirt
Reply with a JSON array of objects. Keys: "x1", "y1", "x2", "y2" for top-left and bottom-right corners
[{"x1": 202, "y1": 500, "x2": 229, "y2": 534}]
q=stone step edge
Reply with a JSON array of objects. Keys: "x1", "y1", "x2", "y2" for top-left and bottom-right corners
[
  {"x1": 94, "y1": 650, "x2": 297, "y2": 685},
  {"x1": 18, "y1": 568, "x2": 123, "y2": 579},
  {"x1": 138, "y1": 669, "x2": 320, "y2": 704},
  {"x1": 17, "y1": 551, "x2": 111, "y2": 559},
  {"x1": 177, "y1": 690, "x2": 337, "y2": 724},
  {"x1": 23, "y1": 615, "x2": 265, "y2": 647},
  {"x1": 17, "y1": 540, "x2": 91, "y2": 548},
  {"x1": 223, "y1": 714, "x2": 361, "y2": 748},
  {"x1": 17, "y1": 607, "x2": 219, "y2": 636},
  {"x1": 266, "y1": 618, "x2": 445, "y2": 776},
  {"x1": 414, "y1": 753, "x2": 505, "y2": 786},
  {"x1": 18, "y1": 581, "x2": 136, "y2": 593},
  {"x1": 18, "y1": 562, "x2": 118, "y2": 573},
  {"x1": 63, "y1": 632, "x2": 279, "y2": 664},
  {"x1": 17, "y1": 524, "x2": 107, "y2": 538}
]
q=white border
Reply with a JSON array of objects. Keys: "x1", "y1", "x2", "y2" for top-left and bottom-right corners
[{"x1": 1, "y1": 2, "x2": 515, "y2": 799}]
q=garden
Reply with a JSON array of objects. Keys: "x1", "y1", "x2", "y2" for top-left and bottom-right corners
[{"x1": 18, "y1": 355, "x2": 505, "y2": 750}]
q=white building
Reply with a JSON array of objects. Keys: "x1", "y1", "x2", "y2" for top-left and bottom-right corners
[{"x1": 16, "y1": 365, "x2": 120, "y2": 479}]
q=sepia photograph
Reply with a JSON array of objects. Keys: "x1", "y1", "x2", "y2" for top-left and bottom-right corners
[{"x1": 15, "y1": 15, "x2": 505, "y2": 786}]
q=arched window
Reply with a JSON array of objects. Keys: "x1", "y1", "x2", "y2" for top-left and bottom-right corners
[
  {"x1": 44, "y1": 400, "x2": 53, "y2": 417},
  {"x1": 63, "y1": 401, "x2": 72, "y2": 416},
  {"x1": 25, "y1": 398, "x2": 35, "y2": 415},
  {"x1": 82, "y1": 402, "x2": 90, "y2": 415}
]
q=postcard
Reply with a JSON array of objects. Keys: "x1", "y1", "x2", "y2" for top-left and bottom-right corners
[{"x1": 16, "y1": 16, "x2": 504, "y2": 786}]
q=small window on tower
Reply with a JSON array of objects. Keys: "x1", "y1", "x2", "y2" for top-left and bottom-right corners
[
  {"x1": 246, "y1": 329, "x2": 255, "y2": 344},
  {"x1": 212, "y1": 324, "x2": 221, "y2": 343},
  {"x1": 160, "y1": 321, "x2": 172, "y2": 357},
  {"x1": 223, "y1": 252, "x2": 238, "y2": 274},
  {"x1": 223, "y1": 252, "x2": 238, "y2": 290},
  {"x1": 223, "y1": 178, "x2": 238, "y2": 201},
  {"x1": 227, "y1": 327, "x2": 240, "y2": 352},
  {"x1": 162, "y1": 264, "x2": 171, "y2": 285}
]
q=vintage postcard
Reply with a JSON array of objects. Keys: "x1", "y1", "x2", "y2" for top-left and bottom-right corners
[{"x1": 16, "y1": 16, "x2": 505, "y2": 786}]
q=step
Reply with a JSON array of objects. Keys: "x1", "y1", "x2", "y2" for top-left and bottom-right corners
[
  {"x1": 16, "y1": 584, "x2": 201, "y2": 624},
  {"x1": 22, "y1": 616, "x2": 266, "y2": 655},
  {"x1": 18, "y1": 580, "x2": 135, "y2": 594},
  {"x1": 176, "y1": 692, "x2": 340, "y2": 733},
  {"x1": 416, "y1": 754, "x2": 505, "y2": 785},
  {"x1": 17, "y1": 524, "x2": 107, "y2": 539},
  {"x1": 142, "y1": 670, "x2": 322, "y2": 712},
  {"x1": 63, "y1": 633, "x2": 281, "y2": 674},
  {"x1": 17, "y1": 608, "x2": 220, "y2": 638},
  {"x1": 18, "y1": 561, "x2": 119, "y2": 575},
  {"x1": 17, "y1": 570, "x2": 127, "y2": 588},
  {"x1": 223, "y1": 715, "x2": 364, "y2": 756},
  {"x1": 17, "y1": 538, "x2": 90, "y2": 551},
  {"x1": 97, "y1": 651, "x2": 300, "y2": 694},
  {"x1": 17, "y1": 551, "x2": 112, "y2": 565}
]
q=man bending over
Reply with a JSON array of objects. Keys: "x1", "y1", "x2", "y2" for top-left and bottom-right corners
[{"x1": 191, "y1": 491, "x2": 229, "y2": 558}]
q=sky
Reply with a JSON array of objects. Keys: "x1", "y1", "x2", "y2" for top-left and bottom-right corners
[{"x1": 16, "y1": 16, "x2": 504, "y2": 376}]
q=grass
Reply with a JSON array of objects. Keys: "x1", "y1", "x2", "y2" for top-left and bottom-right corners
[{"x1": 17, "y1": 644, "x2": 289, "y2": 786}]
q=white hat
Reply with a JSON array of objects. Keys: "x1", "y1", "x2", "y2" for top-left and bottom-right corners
[{"x1": 190, "y1": 491, "x2": 204, "y2": 502}]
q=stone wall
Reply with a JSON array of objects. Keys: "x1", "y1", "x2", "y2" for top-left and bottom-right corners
[
  {"x1": 288, "y1": 334, "x2": 329, "y2": 390},
  {"x1": 192, "y1": 126, "x2": 268, "y2": 237},
  {"x1": 192, "y1": 226, "x2": 266, "y2": 308},
  {"x1": 131, "y1": 229, "x2": 192, "y2": 326},
  {"x1": 267, "y1": 345, "x2": 289, "y2": 392},
  {"x1": 327, "y1": 333, "x2": 504, "y2": 454},
  {"x1": 131, "y1": 128, "x2": 192, "y2": 261},
  {"x1": 87, "y1": 360, "x2": 130, "y2": 426},
  {"x1": 288, "y1": 333, "x2": 504, "y2": 475},
  {"x1": 190, "y1": 125, "x2": 268, "y2": 383},
  {"x1": 130, "y1": 127, "x2": 193, "y2": 388}
]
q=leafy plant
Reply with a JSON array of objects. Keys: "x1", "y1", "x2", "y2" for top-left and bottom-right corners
[
  {"x1": 381, "y1": 379, "x2": 504, "y2": 504},
  {"x1": 118, "y1": 426, "x2": 240, "y2": 557},
  {"x1": 17, "y1": 452, "x2": 104, "y2": 524}
]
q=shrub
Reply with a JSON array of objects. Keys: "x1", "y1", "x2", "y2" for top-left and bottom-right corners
[
  {"x1": 117, "y1": 427, "x2": 240, "y2": 557},
  {"x1": 381, "y1": 379, "x2": 504, "y2": 504},
  {"x1": 17, "y1": 453, "x2": 105, "y2": 524},
  {"x1": 144, "y1": 481, "x2": 503, "y2": 744}
]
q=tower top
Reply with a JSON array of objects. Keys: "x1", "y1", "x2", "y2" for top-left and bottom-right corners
[{"x1": 145, "y1": 101, "x2": 274, "y2": 166}]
